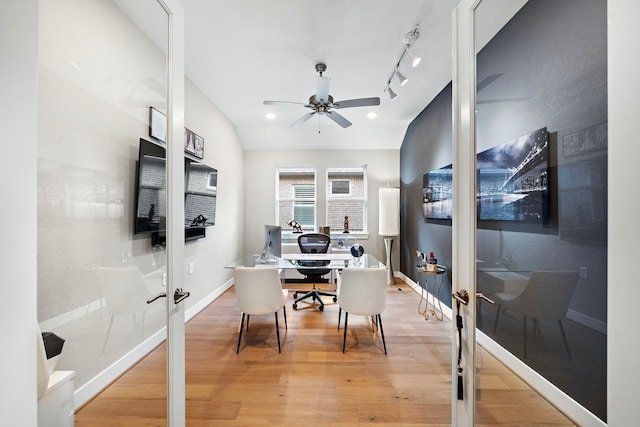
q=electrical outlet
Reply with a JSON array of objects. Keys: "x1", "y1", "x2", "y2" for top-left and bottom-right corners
[
  {"x1": 188, "y1": 262, "x2": 194, "y2": 275},
  {"x1": 162, "y1": 273, "x2": 167, "y2": 288},
  {"x1": 578, "y1": 266, "x2": 588, "y2": 279}
]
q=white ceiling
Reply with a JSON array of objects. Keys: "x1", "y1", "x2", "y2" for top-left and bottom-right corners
[
  {"x1": 117, "y1": 0, "x2": 527, "y2": 151},
  {"x1": 183, "y1": 0, "x2": 461, "y2": 151}
]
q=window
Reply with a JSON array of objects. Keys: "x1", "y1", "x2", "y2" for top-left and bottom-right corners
[
  {"x1": 331, "y1": 179, "x2": 351, "y2": 196},
  {"x1": 277, "y1": 167, "x2": 316, "y2": 231},
  {"x1": 327, "y1": 166, "x2": 367, "y2": 233}
]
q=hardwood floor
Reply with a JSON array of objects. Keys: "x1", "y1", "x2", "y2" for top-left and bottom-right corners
[{"x1": 76, "y1": 280, "x2": 575, "y2": 426}]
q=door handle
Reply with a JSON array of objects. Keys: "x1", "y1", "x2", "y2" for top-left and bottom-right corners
[
  {"x1": 452, "y1": 290, "x2": 495, "y2": 306},
  {"x1": 147, "y1": 291, "x2": 167, "y2": 304},
  {"x1": 476, "y1": 292, "x2": 495, "y2": 305},
  {"x1": 173, "y1": 288, "x2": 190, "y2": 304}
]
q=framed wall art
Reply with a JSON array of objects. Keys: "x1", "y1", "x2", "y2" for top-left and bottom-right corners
[
  {"x1": 184, "y1": 128, "x2": 204, "y2": 159},
  {"x1": 149, "y1": 107, "x2": 166, "y2": 143}
]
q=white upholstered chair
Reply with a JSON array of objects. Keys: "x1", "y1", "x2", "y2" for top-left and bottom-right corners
[
  {"x1": 234, "y1": 267, "x2": 288, "y2": 354},
  {"x1": 337, "y1": 267, "x2": 388, "y2": 354},
  {"x1": 493, "y1": 270, "x2": 579, "y2": 360},
  {"x1": 97, "y1": 267, "x2": 156, "y2": 351}
]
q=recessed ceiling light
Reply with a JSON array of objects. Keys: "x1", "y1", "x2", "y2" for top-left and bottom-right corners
[
  {"x1": 367, "y1": 112, "x2": 377, "y2": 119},
  {"x1": 265, "y1": 112, "x2": 276, "y2": 120}
]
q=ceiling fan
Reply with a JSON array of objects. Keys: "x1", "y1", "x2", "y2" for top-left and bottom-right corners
[{"x1": 263, "y1": 63, "x2": 380, "y2": 128}]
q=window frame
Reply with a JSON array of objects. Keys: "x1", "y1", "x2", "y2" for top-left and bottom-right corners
[
  {"x1": 276, "y1": 166, "x2": 317, "y2": 234},
  {"x1": 326, "y1": 165, "x2": 368, "y2": 234}
]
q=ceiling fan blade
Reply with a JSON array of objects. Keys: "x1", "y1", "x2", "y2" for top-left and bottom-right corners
[
  {"x1": 333, "y1": 97, "x2": 380, "y2": 109},
  {"x1": 476, "y1": 73, "x2": 503, "y2": 92},
  {"x1": 263, "y1": 100, "x2": 307, "y2": 106},
  {"x1": 290, "y1": 111, "x2": 316, "y2": 128},
  {"x1": 315, "y1": 76, "x2": 331, "y2": 103},
  {"x1": 325, "y1": 111, "x2": 352, "y2": 128}
]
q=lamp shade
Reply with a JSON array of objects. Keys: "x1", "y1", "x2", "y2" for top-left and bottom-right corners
[{"x1": 379, "y1": 187, "x2": 400, "y2": 236}]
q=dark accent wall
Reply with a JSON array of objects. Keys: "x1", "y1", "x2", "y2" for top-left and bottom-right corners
[{"x1": 400, "y1": 0, "x2": 607, "y2": 320}]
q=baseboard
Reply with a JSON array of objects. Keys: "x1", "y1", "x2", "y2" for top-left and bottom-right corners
[
  {"x1": 567, "y1": 309, "x2": 607, "y2": 335},
  {"x1": 477, "y1": 331, "x2": 606, "y2": 427},
  {"x1": 73, "y1": 278, "x2": 234, "y2": 410},
  {"x1": 40, "y1": 298, "x2": 105, "y2": 331},
  {"x1": 398, "y1": 269, "x2": 603, "y2": 426}
]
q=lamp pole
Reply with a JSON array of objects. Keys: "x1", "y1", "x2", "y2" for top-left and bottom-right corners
[{"x1": 384, "y1": 236, "x2": 395, "y2": 285}]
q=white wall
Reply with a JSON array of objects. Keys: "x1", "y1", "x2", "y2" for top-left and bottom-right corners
[
  {"x1": 243, "y1": 149, "x2": 400, "y2": 265},
  {"x1": 607, "y1": 0, "x2": 640, "y2": 424},
  {"x1": 0, "y1": 1, "x2": 38, "y2": 423},
  {"x1": 36, "y1": 0, "x2": 243, "y2": 405}
]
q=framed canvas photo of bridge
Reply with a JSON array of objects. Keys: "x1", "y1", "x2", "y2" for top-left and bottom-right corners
[
  {"x1": 477, "y1": 127, "x2": 549, "y2": 222},
  {"x1": 422, "y1": 127, "x2": 549, "y2": 224}
]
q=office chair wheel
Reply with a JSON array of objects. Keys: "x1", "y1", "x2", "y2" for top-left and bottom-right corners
[
  {"x1": 333, "y1": 296, "x2": 337, "y2": 302},
  {"x1": 318, "y1": 305, "x2": 324, "y2": 311},
  {"x1": 293, "y1": 292, "x2": 298, "y2": 298},
  {"x1": 293, "y1": 303, "x2": 298, "y2": 310}
]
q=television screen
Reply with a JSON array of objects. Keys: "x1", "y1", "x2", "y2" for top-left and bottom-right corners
[
  {"x1": 134, "y1": 139, "x2": 167, "y2": 234},
  {"x1": 185, "y1": 160, "x2": 217, "y2": 227},
  {"x1": 134, "y1": 138, "x2": 217, "y2": 242}
]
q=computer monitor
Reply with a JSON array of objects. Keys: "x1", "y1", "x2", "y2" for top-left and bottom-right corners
[{"x1": 260, "y1": 225, "x2": 281, "y2": 259}]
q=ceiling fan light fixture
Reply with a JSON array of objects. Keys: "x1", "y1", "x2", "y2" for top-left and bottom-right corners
[
  {"x1": 265, "y1": 112, "x2": 276, "y2": 120},
  {"x1": 395, "y1": 69, "x2": 408, "y2": 86},
  {"x1": 367, "y1": 112, "x2": 377, "y2": 119}
]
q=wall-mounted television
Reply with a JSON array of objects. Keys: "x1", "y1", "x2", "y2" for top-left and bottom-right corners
[
  {"x1": 134, "y1": 138, "x2": 217, "y2": 244},
  {"x1": 423, "y1": 127, "x2": 549, "y2": 224}
]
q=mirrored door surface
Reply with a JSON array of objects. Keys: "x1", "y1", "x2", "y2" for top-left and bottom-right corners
[
  {"x1": 38, "y1": 0, "x2": 171, "y2": 422},
  {"x1": 473, "y1": 0, "x2": 607, "y2": 424}
]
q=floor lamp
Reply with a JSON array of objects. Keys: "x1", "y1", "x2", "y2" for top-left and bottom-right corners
[{"x1": 379, "y1": 187, "x2": 400, "y2": 285}]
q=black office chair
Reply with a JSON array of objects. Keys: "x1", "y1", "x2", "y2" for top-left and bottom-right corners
[{"x1": 292, "y1": 233, "x2": 335, "y2": 311}]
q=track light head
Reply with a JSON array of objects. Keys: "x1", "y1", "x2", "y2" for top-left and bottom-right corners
[
  {"x1": 387, "y1": 86, "x2": 397, "y2": 100},
  {"x1": 406, "y1": 50, "x2": 421, "y2": 67},
  {"x1": 395, "y1": 69, "x2": 408, "y2": 86}
]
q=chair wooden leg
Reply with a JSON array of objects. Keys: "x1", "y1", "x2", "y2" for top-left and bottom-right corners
[
  {"x1": 558, "y1": 319, "x2": 572, "y2": 361},
  {"x1": 338, "y1": 307, "x2": 341, "y2": 330},
  {"x1": 523, "y1": 315, "x2": 528, "y2": 359},
  {"x1": 246, "y1": 314, "x2": 250, "y2": 330},
  {"x1": 378, "y1": 314, "x2": 387, "y2": 355},
  {"x1": 237, "y1": 313, "x2": 246, "y2": 354},
  {"x1": 275, "y1": 312, "x2": 281, "y2": 353},
  {"x1": 342, "y1": 312, "x2": 349, "y2": 353},
  {"x1": 493, "y1": 303, "x2": 502, "y2": 333}
]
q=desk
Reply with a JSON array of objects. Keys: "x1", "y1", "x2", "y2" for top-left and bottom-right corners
[
  {"x1": 226, "y1": 253, "x2": 381, "y2": 270},
  {"x1": 226, "y1": 254, "x2": 382, "y2": 310},
  {"x1": 417, "y1": 265, "x2": 446, "y2": 321}
]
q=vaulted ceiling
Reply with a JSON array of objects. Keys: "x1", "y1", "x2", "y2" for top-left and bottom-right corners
[{"x1": 119, "y1": 0, "x2": 527, "y2": 151}]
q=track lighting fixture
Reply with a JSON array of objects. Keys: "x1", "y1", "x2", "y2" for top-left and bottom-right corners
[
  {"x1": 383, "y1": 25, "x2": 421, "y2": 100},
  {"x1": 387, "y1": 86, "x2": 397, "y2": 100},
  {"x1": 395, "y1": 69, "x2": 408, "y2": 86},
  {"x1": 406, "y1": 50, "x2": 421, "y2": 67}
]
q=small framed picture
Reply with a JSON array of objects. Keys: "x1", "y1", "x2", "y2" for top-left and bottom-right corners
[
  {"x1": 149, "y1": 107, "x2": 166, "y2": 143},
  {"x1": 184, "y1": 128, "x2": 204, "y2": 159}
]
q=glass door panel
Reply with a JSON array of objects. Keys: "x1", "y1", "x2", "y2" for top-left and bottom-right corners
[
  {"x1": 474, "y1": 0, "x2": 607, "y2": 423},
  {"x1": 38, "y1": 0, "x2": 169, "y2": 421}
]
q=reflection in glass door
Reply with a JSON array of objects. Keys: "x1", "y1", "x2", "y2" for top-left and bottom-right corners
[
  {"x1": 473, "y1": 0, "x2": 608, "y2": 424},
  {"x1": 37, "y1": 0, "x2": 172, "y2": 422}
]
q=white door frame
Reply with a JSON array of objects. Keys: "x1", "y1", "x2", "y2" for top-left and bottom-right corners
[
  {"x1": 159, "y1": 0, "x2": 186, "y2": 425},
  {"x1": 451, "y1": 1, "x2": 479, "y2": 425}
]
